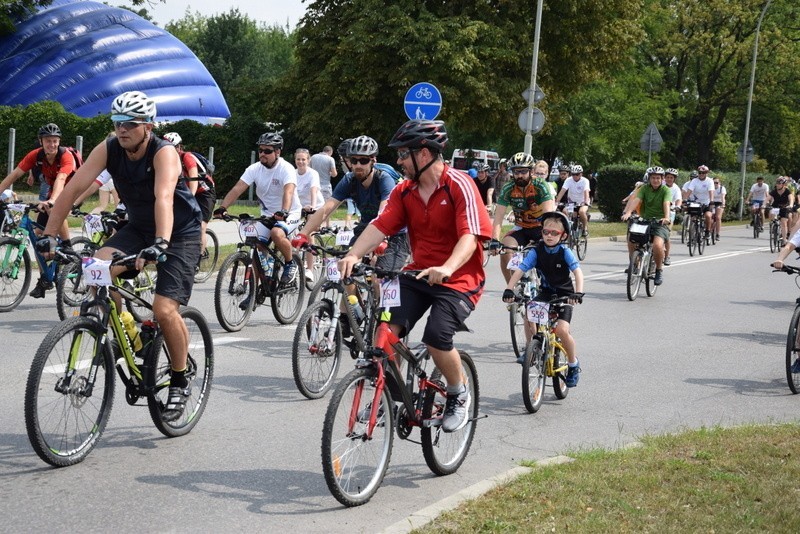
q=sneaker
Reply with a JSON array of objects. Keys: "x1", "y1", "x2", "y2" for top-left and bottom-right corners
[
  {"x1": 29, "y1": 278, "x2": 53, "y2": 299},
  {"x1": 305, "y1": 270, "x2": 316, "y2": 284},
  {"x1": 791, "y1": 359, "x2": 800, "y2": 374},
  {"x1": 565, "y1": 364, "x2": 581, "y2": 387},
  {"x1": 442, "y1": 386, "x2": 471, "y2": 433},
  {"x1": 716, "y1": 234, "x2": 720, "y2": 240},
  {"x1": 280, "y1": 262, "x2": 298, "y2": 285},
  {"x1": 654, "y1": 269, "x2": 663, "y2": 286},
  {"x1": 161, "y1": 385, "x2": 190, "y2": 422},
  {"x1": 663, "y1": 256, "x2": 671, "y2": 266},
  {"x1": 516, "y1": 352, "x2": 525, "y2": 365}
]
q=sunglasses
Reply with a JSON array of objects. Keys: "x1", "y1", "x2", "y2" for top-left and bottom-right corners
[
  {"x1": 113, "y1": 120, "x2": 145, "y2": 130},
  {"x1": 512, "y1": 169, "x2": 530, "y2": 176},
  {"x1": 541, "y1": 229, "x2": 563, "y2": 237},
  {"x1": 714, "y1": 182, "x2": 720, "y2": 185},
  {"x1": 258, "y1": 148, "x2": 275, "y2": 155},
  {"x1": 349, "y1": 157, "x2": 372, "y2": 165},
  {"x1": 397, "y1": 149, "x2": 419, "y2": 161}
]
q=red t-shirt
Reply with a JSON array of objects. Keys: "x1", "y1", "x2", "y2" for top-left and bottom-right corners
[
  {"x1": 180, "y1": 151, "x2": 213, "y2": 193},
  {"x1": 372, "y1": 165, "x2": 493, "y2": 304},
  {"x1": 18, "y1": 148, "x2": 76, "y2": 193}
]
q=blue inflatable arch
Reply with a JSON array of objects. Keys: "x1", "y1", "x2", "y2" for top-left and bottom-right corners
[{"x1": 0, "y1": 0, "x2": 230, "y2": 124}]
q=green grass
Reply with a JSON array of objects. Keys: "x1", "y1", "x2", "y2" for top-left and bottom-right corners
[{"x1": 415, "y1": 423, "x2": 800, "y2": 533}]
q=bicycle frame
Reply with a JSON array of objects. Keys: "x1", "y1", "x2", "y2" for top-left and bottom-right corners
[
  {"x1": 4, "y1": 204, "x2": 60, "y2": 283},
  {"x1": 534, "y1": 310, "x2": 569, "y2": 379}
]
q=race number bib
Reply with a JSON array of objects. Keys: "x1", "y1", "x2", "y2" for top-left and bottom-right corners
[
  {"x1": 564, "y1": 203, "x2": 575, "y2": 214},
  {"x1": 240, "y1": 222, "x2": 258, "y2": 237},
  {"x1": 507, "y1": 252, "x2": 523, "y2": 271},
  {"x1": 82, "y1": 257, "x2": 112, "y2": 287},
  {"x1": 83, "y1": 214, "x2": 103, "y2": 237},
  {"x1": 380, "y1": 277, "x2": 401, "y2": 308},
  {"x1": 771, "y1": 208, "x2": 780, "y2": 217},
  {"x1": 526, "y1": 300, "x2": 549, "y2": 325},
  {"x1": 629, "y1": 223, "x2": 649, "y2": 234},
  {"x1": 324, "y1": 258, "x2": 341, "y2": 282},
  {"x1": 336, "y1": 229, "x2": 354, "y2": 247},
  {"x1": 7, "y1": 203, "x2": 26, "y2": 213}
]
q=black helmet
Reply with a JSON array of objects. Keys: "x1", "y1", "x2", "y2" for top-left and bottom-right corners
[
  {"x1": 388, "y1": 120, "x2": 448, "y2": 152},
  {"x1": 337, "y1": 139, "x2": 352, "y2": 157},
  {"x1": 539, "y1": 211, "x2": 571, "y2": 240},
  {"x1": 347, "y1": 135, "x2": 378, "y2": 157},
  {"x1": 38, "y1": 123, "x2": 62, "y2": 138},
  {"x1": 256, "y1": 132, "x2": 283, "y2": 149}
]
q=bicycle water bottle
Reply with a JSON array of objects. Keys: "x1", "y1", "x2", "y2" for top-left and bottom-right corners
[
  {"x1": 137, "y1": 320, "x2": 156, "y2": 359},
  {"x1": 120, "y1": 311, "x2": 142, "y2": 352},
  {"x1": 258, "y1": 250, "x2": 274, "y2": 276},
  {"x1": 347, "y1": 294, "x2": 365, "y2": 324}
]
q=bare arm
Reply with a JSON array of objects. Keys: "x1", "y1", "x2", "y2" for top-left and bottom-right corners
[
  {"x1": 281, "y1": 183, "x2": 296, "y2": 212},
  {"x1": 300, "y1": 197, "x2": 342, "y2": 236},
  {"x1": 152, "y1": 146, "x2": 182, "y2": 242}
]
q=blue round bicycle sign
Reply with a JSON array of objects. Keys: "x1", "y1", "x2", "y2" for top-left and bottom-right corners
[{"x1": 404, "y1": 82, "x2": 442, "y2": 121}]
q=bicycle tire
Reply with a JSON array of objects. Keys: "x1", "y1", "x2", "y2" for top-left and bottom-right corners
[
  {"x1": 710, "y1": 226, "x2": 717, "y2": 245},
  {"x1": 696, "y1": 224, "x2": 705, "y2": 255},
  {"x1": 680, "y1": 217, "x2": 688, "y2": 244},
  {"x1": 753, "y1": 217, "x2": 759, "y2": 238},
  {"x1": 270, "y1": 252, "x2": 305, "y2": 324},
  {"x1": 292, "y1": 299, "x2": 342, "y2": 399},
  {"x1": 785, "y1": 305, "x2": 800, "y2": 394},
  {"x1": 0, "y1": 236, "x2": 31, "y2": 312},
  {"x1": 521, "y1": 336, "x2": 546, "y2": 413},
  {"x1": 24, "y1": 316, "x2": 115, "y2": 466},
  {"x1": 321, "y1": 367, "x2": 394, "y2": 507},
  {"x1": 770, "y1": 223, "x2": 779, "y2": 253},
  {"x1": 509, "y1": 301, "x2": 526, "y2": 359},
  {"x1": 146, "y1": 306, "x2": 214, "y2": 437},
  {"x1": 576, "y1": 231, "x2": 588, "y2": 261},
  {"x1": 626, "y1": 251, "x2": 644, "y2": 301},
  {"x1": 55, "y1": 238, "x2": 99, "y2": 320},
  {"x1": 125, "y1": 263, "x2": 157, "y2": 322},
  {"x1": 552, "y1": 344, "x2": 569, "y2": 400},
  {"x1": 421, "y1": 350, "x2": 479, "y2": 475},
  {"x1": 687, "y1": 221, "x2": 696, "y2": 257},
  {"x1": 194, "y1": 228, "x2": 219, "y2": 283},
  {"x1": 645, "y1": 254, "x2": 658, "y2": 297},
  {"x1": 214, "y1": 251, "x2": 255, "y2": 332}
]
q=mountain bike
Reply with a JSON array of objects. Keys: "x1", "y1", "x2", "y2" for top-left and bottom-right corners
[
  {"x1": 750, "y1": 204, "x2": 764, "y2": 239},
  {"x1": 194, "y1": 226, "x2": 219, "y2": 283},
  {"x1": 626, "y1": 216, "x2": 661, "y2": 301},
  {"x1": 321, "y1": 267, "x2": 480, "y2": 507},
  {"x1": 562, "y1": 203, "x2": 588, "y2": 260},
  {"x1": 494, "y1": 243, "x2": 538, "y2": 359},
  {"x1": 24, "y1": 250, "x2": 214, "y2": 467},
  {"x1": 769, "y1": 209, "x2": 784, "y2": 253},
  {"x1": 680, "y1": 209, "x2": 689, "y2": 244},
  {"x1": 214, "y1": 213, "x2": 305, "y2": 331},
  {"x1": 773, "y1": 264, "x2": 800, "y2": 394},
  {"x1": 684, "y1": 202, "x2": 706, "y2": 257}
]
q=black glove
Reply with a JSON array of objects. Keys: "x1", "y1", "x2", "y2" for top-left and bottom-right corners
[
  {"x1": 71, "y1": 204, "x2": 82, "y2": 216},
  {"x1": 273, "y1": 210, "x2": 287, "y2": 221},
  {"x1": 488, "y1": 239, "x2": 503, "y2": 251},
  {"x1": 35, "y1": 235, "x2": 57, "y2": 255},
  {"x1": 502, "y1": 289, "x2": 516, "y2": 302},
  {"x1": 213, "y1": 206, "x2": 228, "y2": 219},
  {"x1": 569, "y1": 292, "x2": 584, "y2": 304},
  {"x1": 113, "y1": 207, "x2": 127, "y2": 219},
  {"x1": 138, "y1": 238, "x2": 170, "y2": 263}
]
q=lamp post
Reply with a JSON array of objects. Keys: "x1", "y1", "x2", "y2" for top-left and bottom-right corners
[
  {"x1": 738, "y1": 0, "x2": 773, "y2": 219},
  {"x1": 523, "y1": 0, "x2": 544, "y2": 155}
]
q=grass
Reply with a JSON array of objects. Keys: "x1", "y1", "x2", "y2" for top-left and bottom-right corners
[{"x1": 415, "y1": 423, "x2": 800, "y2": 533}]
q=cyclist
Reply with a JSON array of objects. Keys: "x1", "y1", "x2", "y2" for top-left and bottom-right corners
[
  {"x1": 621, "y1": 166, "x2": 671, "y2": 286},
  {"x1": 663, "y1": 168, "x2": 682, "y2": 265},
  {"x1": 535, "y1": 160, "x2": 557, "y2": 197},
  {"x1": 336, "y1": 139, "x2": 361, "y2": 229},
  {"x1": 555, "y1": 164, "x2": 591, "y2": 236},
  {"x1": 767, "y1": 176, "x2": 793, "y2": 244},
  {"x1": 555, "y1": 164, "x2": 570, "y2": 193},
  {"x1": 492, "y1": 158, "x2": 509, "y2": 204},
  {"x1": 294, "y1": 147, "x2": 325, "y2": 283},
  {"x1": 473, "y1": 163, "x2": 495, "y2": 214},
  {"x1": 772, "y1": 234, "x2": 800, "y2": 374},
  {"x1": 502, "y1": 212, "x2": 584, "y2": 385},
  {"x1": 338, "y1": 119, "x2": 492, "y2": 433},
  {"x1": 37, "y1": 91, "x2": 202, "y2": 421},
  {"x1": 490, "y1": 152, "x2": 556, "y2": 283},
  {"x1": 684, "y1": 165, "x2": 715, "y2": 238},
  {"x1": 711, "y1": 176, "x2": 726, "y2": 241},
  {"x1": 745, "y1": 175, "x2": 769, "y2": 229},
  {"x1": 0, "y1": 122, "x2": 77, "y2": 298},
  {"x1": 214, "y1": 132, "x2": 302, "y2": 292}
]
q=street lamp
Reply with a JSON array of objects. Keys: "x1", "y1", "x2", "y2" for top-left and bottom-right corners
[
  {"x1": 523, "y1": 0, "x2": 544, "y2": 155},
  {"x1": 738, "y1": 0, "x2": 773, "y2": 219}
]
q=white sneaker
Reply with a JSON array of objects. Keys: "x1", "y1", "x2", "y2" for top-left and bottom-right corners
[
  {"x1": 305, "y1": 270, "x2": 315, "y2": 283},
  {"x1": 442, "y1": 386, "x2": 471, "y2": 433}
]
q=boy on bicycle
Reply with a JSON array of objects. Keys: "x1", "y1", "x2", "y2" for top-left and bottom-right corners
[{"x1": 502, "y1": 212, "x2": 584, "y2": 386}]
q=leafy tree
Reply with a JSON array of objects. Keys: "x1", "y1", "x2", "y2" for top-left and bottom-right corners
[{"x1": 1, "y1": 0, "x2": 164, "y2": 35}]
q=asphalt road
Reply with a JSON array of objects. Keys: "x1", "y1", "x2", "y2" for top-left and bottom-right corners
[{"x1": 2, "y1": 224, "x2": 798, "y2": 532}]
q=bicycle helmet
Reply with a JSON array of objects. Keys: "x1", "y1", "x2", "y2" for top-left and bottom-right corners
[
  {"x1": 499, "y1": 158, "x2": 507, "y2": 166},
  {"x1": 337, "y1": 139, "x2": 352, "y2": 157},
  {"x1": 570, "y1": 164, "x2": 584, "y2": 174},
  {"x1": 647, "y1": 166, "x2": 665, "y2": 176},
  {"x1": 558, "y1": 164, "x2": 570, "y2": 173},
  {"x1": 478, "y1": 163, "x2": 491, "y2": 172},
  {"x1": 256, "y1": 132, "x2": 283, "y2": 149},
  {"x1": 508, "y1": 152, "x2": 535, "y2": 170},
  {"x1": 110, "y1": 91, "x2": 157, "y2": 122},
  {"x1": 777, "y1": 176, "x2": 788, "y2": 184},
  {"x1": 690, "y1": 170, "x2": 699, "y2": 178},
  {"x1": 163, "y1": 132, "x2": 182, "y2": 146},
  {"x1": 664, "y1": 168, "x2": 679, "y2": 177},
  {"x1": 697, "y1": 164, "x2": 710, "y2": 173},
  {"x1": 347, "y1": 135, "x2": 378, "y2": 157},
  {"x1": 38, "y1": 123, "x2": 61, "y2": 138},
  {"x1": 387, "y1": 119, "x2": 448, "y2": 152},
  {"x1": 540, "y1": 211, "x2": 571, "y2": 240}
]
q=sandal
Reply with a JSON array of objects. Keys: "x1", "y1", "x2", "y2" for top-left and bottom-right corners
[{"x1": 162, "y1": 385, "x2": 190, "y2": 422}]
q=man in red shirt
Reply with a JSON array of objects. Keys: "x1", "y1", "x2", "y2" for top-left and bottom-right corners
[
  {"x1": 0, "y1": 123, "x2": 75, "y2": 297},
  {"x1": 338, "y1": 119, "x2": 492, "y2": 432}
]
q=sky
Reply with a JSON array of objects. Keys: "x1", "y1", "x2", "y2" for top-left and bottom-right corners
[{"x1": 109, "y1": 0, "x2": 308, "y2": 29}]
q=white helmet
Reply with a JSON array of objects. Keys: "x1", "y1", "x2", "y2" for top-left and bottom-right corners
[
  {"x1": 570, "y1": 164, "x2": 583, "y2": 174},
  {"x1": 110, "y1": 91, "x2": 157, "y2": 122},
  {"x1": 163, "y1": 132, "x2": 182, "y2": 146}
]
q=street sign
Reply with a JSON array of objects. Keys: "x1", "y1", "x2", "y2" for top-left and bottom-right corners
[
  {"x1": 737, "y1": 140, "x2": 754, "y2": 163},
  {"x1": 404, "y1": 82, "x2": 442, "y2": 121},
  {"x1": 518, "y1": 107, "x2": 545, "y2": 134},
  {"x1": 639, "y1": 122, "x2": 663, "y2": 152},
  {"x1": 521, "y1": 85, "x2": 546, "y2": 104}
]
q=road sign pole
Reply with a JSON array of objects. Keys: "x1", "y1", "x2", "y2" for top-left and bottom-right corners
[
  {"x1": 524, "y1": 0, "x2": 544, "y2": 155},
  {"x1": 648, "y1": 135, "x2": 652, "y2": 167}
]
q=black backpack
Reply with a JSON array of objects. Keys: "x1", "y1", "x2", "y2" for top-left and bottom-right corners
[{"x1": 35, "y1": 146, "x2": 83, "y2": 181}]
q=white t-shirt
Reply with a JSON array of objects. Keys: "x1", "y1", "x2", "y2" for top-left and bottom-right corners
[
  {"x1": 309, "y1": 152, "x2": 336, "y2": 189},
  {"x1": 687, "y1": 177, "x2": 714, "y2": 204},
  {"x1": 713, "y1": 184, "x2": 726, "y2": 204},
  {"x1": 296, "y1": 167, "x2": 324, "y2": 209},
  {"x1": 749, "y1": 182, "x2": 769, "y2": 202},
  {"x1": 561, "y1": 177, "x2": 590, "y2": 204},
  {"x1": 667, "y1": 183, "x2": 682, "y2": 204},
  {"x1": 239, "y1": 158, "x2": 302, "y2": 217}
]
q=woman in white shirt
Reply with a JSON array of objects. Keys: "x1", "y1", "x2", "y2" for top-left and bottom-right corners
[{"x1": 295, "y1": 148, "x2": 324, "y2": 283}]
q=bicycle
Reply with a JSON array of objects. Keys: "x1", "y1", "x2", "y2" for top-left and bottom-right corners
[
  {"x1": 24, "y1": 250, "x2": 214, "y2": 466},
  {"x1": 214, "y1": 213, "x2": 305, "y2": 331},
  {"x1": 684, "y1": 202, "x2": 706, "y2": 257},
  {"x1": 626, "y1": 216, "x2": 662, "y2": 301},
  {"x1": 495, "y1": 243, "x2": 538, "y2": 360},
  {"x1": 773, "y1": 264, "x2": 800, "y2": 394},
  {"x1": 680, "y1": 209, "x2": 689, "y2": 244},
  {"x1": 518, "y1": 295, "x2": 573, "y2": 413},
  {"x1": 769, "y1": 208, "x2": 784, "y2": 253},
  {"x1": 321, "y1": 266, "x2": 480, "y2": 507},
  {"x1": 561, "y1": 203, "x2": 588, "y2": 261},
  {"x1": 750, "y1": 204, "x2": 764, "y2": 239},
  {"x1": 194, "y1": 226, "x2": 219, "y2": 283}
]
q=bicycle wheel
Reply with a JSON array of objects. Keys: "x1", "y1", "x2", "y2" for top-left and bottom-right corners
[
  {"x1": 0, "y1": 237, "x2": 31, "y2": 312},
  {"x1": 421, "y1": 350, "x2": 479, "y2": 476},
  {"x1": 521, "y1": 336, "x2": 546, "y2": 413},
  {"x1": 271, "y1": 252, "x2": 306, "y2": 324},
  {"x1": 645, "y1": 254, "x2": 658, "y2": 297},
  {"x1": 214, "y1": 251, "x2": 255, "y2": 332},
  {"x1": 710, "y1": 225, "x2": 717, "y2": 245},
  {"x1": 687, "y1": 221, "x2": 696, "y2": 257},
  {"x1": 680, "y1": 216, "x2": 688, "y2": 244},
  {"x1": 24, "y1": 317, "x2": 115, "y2": 466},
  {"x1": 785, "y1": 305, "x2": 800, "y2": 394},
  {"x1": 147, "y1": 306, "x2": 214, "y2": 437},
  {"x1": 753, "y1": 216, "x2": 759, "y2": 238},
  {"x1": 696, "y1": 224, "x2": 705, "y2": 255},
  {"x1": 509, "y1": 301, "x2": 526, "y2": 359},
  {"x1": 552, "y1": 344, "x2": 570, "y2": 400},
  {"x1": 292, "y1": 299, "x2": 342, "y2": 399},
  {"x1": 321, "y1": 367, "x2": 394, "y2": 507},
  {"x1": 56, "y1": 260, "x2": 87, "y2": 320},
  {"x1": 770, "y1": 223, "x2": 779, "y2": 253},
  {"x1": 194, "y1": 228, "x2": 219, "y2": 283},
  {"x1": 626, "y1": 251, "x2": 644, "y2": 301},
  {"x1": 125, "y1": 263, "x2": 157, "y2": 322},
  {"x1": 576, "y1": 230, "x2": 588, "y2": 261}
]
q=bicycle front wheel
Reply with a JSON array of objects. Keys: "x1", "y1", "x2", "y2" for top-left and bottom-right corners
[
  {"x1": 292, "y1": 299, "x2": 342, "y2": 399},
  {"x1": 626, "y1": 251, "x2": 644, "y2": 301},
  {"x1": 521, "y1": 336, "x2": 546, "y2": 413},
  {"x1": 271, "y1": 252, "x2": 305, "y2": 324},
  {"x1": 146, "y1": 306, "x2": 214, "y2": 437},
  {"x1": 421, "y1": 350, "x2": 479, "y2": 476},
  {"x1": 576, "y1": 230, "x2": 588, "y2": 261},
  {"x1": 687, "y1": 222, "x2": 697, "y2": 257},
  {"x1": 194, "y1": 228, "x2": 219, "y2": 283},
  {"x1": 645, "y1": 254, "x2": 658, "y2": 297},
  {"x1": 509, "y1": 301, "x2": 526, "y2": 359},
  {"x1": 770, "y1": 223, "x2": 779, "y2": 253},
  {"x1": 0, "y1": 237, "x2": 31, "y2": 312},
  {"x1": 680, "y1": 217, "x2": 688, "y2": 244},
  {"x1": 785, "y1": 305, "x2": 800, "y2": 394},
  {"x1": 56, "y1": 260, "x2": 88, "y2": 320},
  {"x1": 697, "y1": 225, "x2": 706, "y2": 255},
  {"x1": 214, "y1": 251, "x2": 254, "y2": 332},
  {"x1": 24, "y1": 317, "x2": 115, "y2": 466},
  {"x1": 321, "y1": 367, "x2": 394, "y2": 507}
]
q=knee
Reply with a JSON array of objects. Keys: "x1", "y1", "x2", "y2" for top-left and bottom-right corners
[{"x1": 152, "y1": 299, "x2": 179, "y2": 324}]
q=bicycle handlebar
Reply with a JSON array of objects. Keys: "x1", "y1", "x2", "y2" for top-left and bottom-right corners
[{"x1": 773, "y1": 265, "x2": 800, "y2": 275}]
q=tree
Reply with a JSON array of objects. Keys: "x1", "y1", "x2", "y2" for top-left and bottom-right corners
[{"x1": 1, "y1": 0, "x2": 164, "y2": 35}]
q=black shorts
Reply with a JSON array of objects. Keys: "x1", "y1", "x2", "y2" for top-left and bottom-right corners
[
  {"x1": 103, "y1": 224, "x2": 201, "y2": 305},
  {"x1": 506, "y1": 226, "x2": 542, "y2": 247},
  {"x1": 196, "y1": 189, "x2": 216, "y2": 223},
  {"x1": 386, "y1": 276, "x2": 474, "y2": 351},
  {"x1": 535, "y1": 294, "x2": 574, "y2": 324}
]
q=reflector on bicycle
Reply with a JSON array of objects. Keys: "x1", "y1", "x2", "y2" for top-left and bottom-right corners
[
  {"x1": 630, "y1": 223, "x2": 649, "y2": 234},
  {"x1": 324, "y1": 257, "x2": 341, "y2": 282},
  {"x1": 81, "y1": 257, "x2": 112, "y2": 286},
  {"x1": 526, "y1": 300, "x2": 549, "y2": 324}
]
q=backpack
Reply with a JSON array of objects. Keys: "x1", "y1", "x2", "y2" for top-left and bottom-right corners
[
  {"x1": 187, "y1": 151, "x2": 215, "y2": 192},
  {"x1": 35, "y1": 146, "x2": 83, "y2": 183}
]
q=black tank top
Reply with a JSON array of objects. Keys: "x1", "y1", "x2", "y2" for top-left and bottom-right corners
[{"x1": 535, "y1": 242, "x2": 574, "y2": 295}]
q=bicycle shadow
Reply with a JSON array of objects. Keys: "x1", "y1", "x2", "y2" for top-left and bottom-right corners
[
  {"x1": 684, "y1": 377, "x2": 789, "y2": 397},
  {"x1": 707, "y1": 330, "x2": 785, "y2": 346},
  {"x1": 212, "y1": 374, "x2": 303, "y2": 404}
]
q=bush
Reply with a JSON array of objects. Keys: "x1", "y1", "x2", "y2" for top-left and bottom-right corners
[{"x1": 595, "y1": 164, "x2": 646, "y2": 221}]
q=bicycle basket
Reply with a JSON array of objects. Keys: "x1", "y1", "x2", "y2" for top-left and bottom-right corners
[
  {"x1": 628, "y1": 221, "x2": 651, "y2": 244},
  {"x1": 685, "y1": 202, "x2": 703, "y2": 215}
]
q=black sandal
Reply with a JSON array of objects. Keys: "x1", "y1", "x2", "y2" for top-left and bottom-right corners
[{"x1": 162, "y1": 386, "x2": 190, "y2": 422}]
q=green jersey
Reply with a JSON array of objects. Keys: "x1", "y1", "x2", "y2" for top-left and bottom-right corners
[{"x1": 636, "y1": 184, "x2": 671, "y2": 219}]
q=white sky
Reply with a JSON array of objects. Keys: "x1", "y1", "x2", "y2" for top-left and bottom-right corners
[{"x1": 109, "y1": 0, "x2": 308, "y2": 29}]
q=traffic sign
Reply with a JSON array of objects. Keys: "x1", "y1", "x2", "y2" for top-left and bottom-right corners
[
  {"x1": 737, "y1": 140, "x2": 754, "y2": 163},
  {"x1": 518, "y1": 107, "x2": 545, "y2": 134},
  {"x1": 639, "y1": 122, "x2": 663, "y2": 152},
  {"x1": 521, "y1": 85, "x2": 546, "y2": 104},
  {"x1": 404, "y1": 82, "x2": 442, "y2": 121}
]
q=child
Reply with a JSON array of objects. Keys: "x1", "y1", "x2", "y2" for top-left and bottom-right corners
[{"x1": 502, "y1": 211, "x2": 585, "y2": 386}]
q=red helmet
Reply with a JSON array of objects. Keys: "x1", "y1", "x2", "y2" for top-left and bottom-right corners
[{"x1": 697, "y1": 165, "x2": 710, "y2": 173}]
